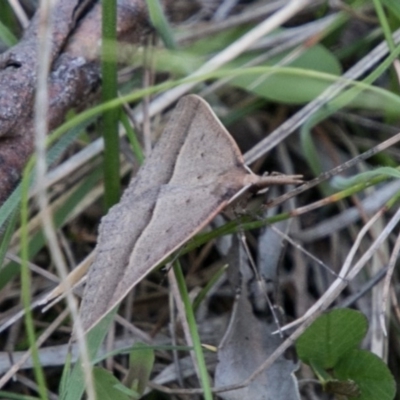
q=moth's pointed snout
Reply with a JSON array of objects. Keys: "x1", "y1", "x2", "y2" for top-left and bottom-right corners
[{"x1": 244, "y1": 173, "x2": 303, "y2": 190}]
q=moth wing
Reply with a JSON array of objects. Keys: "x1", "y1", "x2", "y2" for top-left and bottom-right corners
[
  {"x1": 168, "y1": 95, "x2": 246, "y2": 184},
  {"x1": 80, "y1": 95, "x2": 249, "y2": 332}
]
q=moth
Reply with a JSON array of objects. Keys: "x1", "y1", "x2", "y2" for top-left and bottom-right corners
[{"x1": 79, "y1": 94, "x2": 301, "y2": 332}]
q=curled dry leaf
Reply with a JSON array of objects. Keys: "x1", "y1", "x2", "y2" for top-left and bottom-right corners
[{"x1": 79, "y1": 94, "x2": 302, "y2": 332}]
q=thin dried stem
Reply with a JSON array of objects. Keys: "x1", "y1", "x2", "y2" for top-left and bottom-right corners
[{"x1": 380, "y1": 232, "x2": 400, "y2": 335}]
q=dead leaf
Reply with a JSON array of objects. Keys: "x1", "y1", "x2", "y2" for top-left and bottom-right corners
[{"x1": 215, "y1": 234, "x2": 300, "y2": 400}]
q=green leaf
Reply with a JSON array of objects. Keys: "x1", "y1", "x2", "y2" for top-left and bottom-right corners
[
  {"x1": 101, "y1": 0, "x2": 120, "y2": 210},
  {"x1": 187, "y1": 25, "x2": 249, "y2": 56},
  {"x1": 0, "y1": 20, "x2": 17, "y2": 47},
  {"x1": 58, "y1": 351, "x2": 72, "y2": 395},
  {"x1": 93, "y1": 367, "x2": 130, "y2": 400},
  {"x1": 120, "y1": 111, "x2": 144, "y2": 165},
  {"x1": 382, "y1": 0, "x2": 400, "y2": 21},
  {"x1": 309, "y1": 359, "x2": 332, "y2": 384},
  {"x1": 125, "y1": 342, "x2": 155, "y2": 396},
  {"x1": 0, "y1": 391, "x2": 40, "y2": 400},
  {"x1": 334, "y1": 349, "x2": 396, "y2": 400},
  {"x1": 296, "y1": 309, "x2": 368, "y2": 369},
  {"x1": 0, "y1": 209, "x2": 18, "y2": 270},
  {"x1": 150, "y1": 26, "x2": 249, "y2": 76},
  {"x1": 230, "y1": 45, "x2": 341, "y2": 104},
  {"x1": 151, "y1": 49, "x2": 205, "y2": 76},
  {"x1": 61, "y1": 308, "x2": 117, "y2": 400},
  {"x1": 113, "y1": 383, "x2": 140, "y2": 398}
]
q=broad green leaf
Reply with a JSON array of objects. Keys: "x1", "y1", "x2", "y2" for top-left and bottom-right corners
[
  {"x1": 61, "y1": 308, "x2": 117, "y2": 400},
  {"x1": 113, "y1": 383, "x2": 140, "y2": 398},
  {"x1": 58, "y1": 352, "x2": 72, "y2": 395},
  {"x1": 187, "y1": 25, "x2": 249, "y2": 56},
  {"x1": 151, "y1": 26, "x2": 248, "y2": 76},
  {"x1": 230, "y1": 45, "x2": 341, "y2": 104},
  {"x1": 296, "y1": 309, "x2": 368, "y2": 369},
  {"x1": 125, "y1": 342, "x2": 155, "y2": 396},
  {"x1": 151, "y1": 48, "x2": 205, "y2": 75},
  {"x1": 92, "y1": 367, "x2": 130, "y2": 400},
  {"x1": 334, "y1": 349, "x2": 396, "y2": 400}
]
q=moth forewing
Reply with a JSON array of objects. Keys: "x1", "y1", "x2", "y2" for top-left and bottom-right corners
[{"x1": 78, "y1": 94, "x2": 301, "y2": 333}]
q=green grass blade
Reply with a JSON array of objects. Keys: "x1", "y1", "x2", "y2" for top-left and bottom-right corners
[
  {"x1": 146, "y1": 0, "x2": 177, "y2": 49},
  {"x1": 373, "y1": 0, "x2": 396, "y2": 51},
  {"x1": 0, "y1": 209, "x2": 18, "y2": 270},
  {"x1": 120, "y1": 111, "x2": 144, "y2": 164},
  {"x1": 173, "y1": 261, "x2": 212, "y2": 400},
  {"x1": 102, "y1": 0, "x2": 120, "y2": 210}
]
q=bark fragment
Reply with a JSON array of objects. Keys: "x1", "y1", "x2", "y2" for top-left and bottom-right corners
[{"x1": 0, "y1": 0, "x2": 151, "y2": 204}]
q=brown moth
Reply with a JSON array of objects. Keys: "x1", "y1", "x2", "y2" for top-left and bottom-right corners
[{"x1": 79, "y1": 94, "x2": 301, "y2": 332}]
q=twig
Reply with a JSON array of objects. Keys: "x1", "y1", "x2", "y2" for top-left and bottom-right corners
[
  {"x1": 267, "y1": 132, "x2": 400, "y2": 209},
  {"x1": 0, "y1": 309, "x2": 69, "y2": 388},
  {"x1": 7, "y1": 0, "x2": 29, "y2": 28}
]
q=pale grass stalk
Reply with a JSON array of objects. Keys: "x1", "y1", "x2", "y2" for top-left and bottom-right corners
[
  {"x1": 8, "y1": 171, "x2": 105, "y2": 257},
  {"x1": 7, "y1": 0, "x2": 29, "y2": 28},
  {"x1": 380, "y1": 232, "x2": 400, "y2": 335},
  {"x1": 277, "y1": 208, "x2": 385, "y2": 333},
  {"x1": 271, "y1": 226, "x2": 336, "y2": 277},
  {"x1": 393, "y1": 58, "x2": 400, "y2": 83},
  {"x1": 34, "y1": 1, "x2": 95, "y2": 399},
  {"x1": 213, "y1": 0, "x2": 240, "y2": 21},
  {"x1": 178, "y1": 0, "x2": 289, "y2": 41},
  {"x1": 0, "y1": 309, "x2": 69, "y2": 388},
  {"x1": 370, "y1": 217, "x2": 389, "y2": 359}
]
